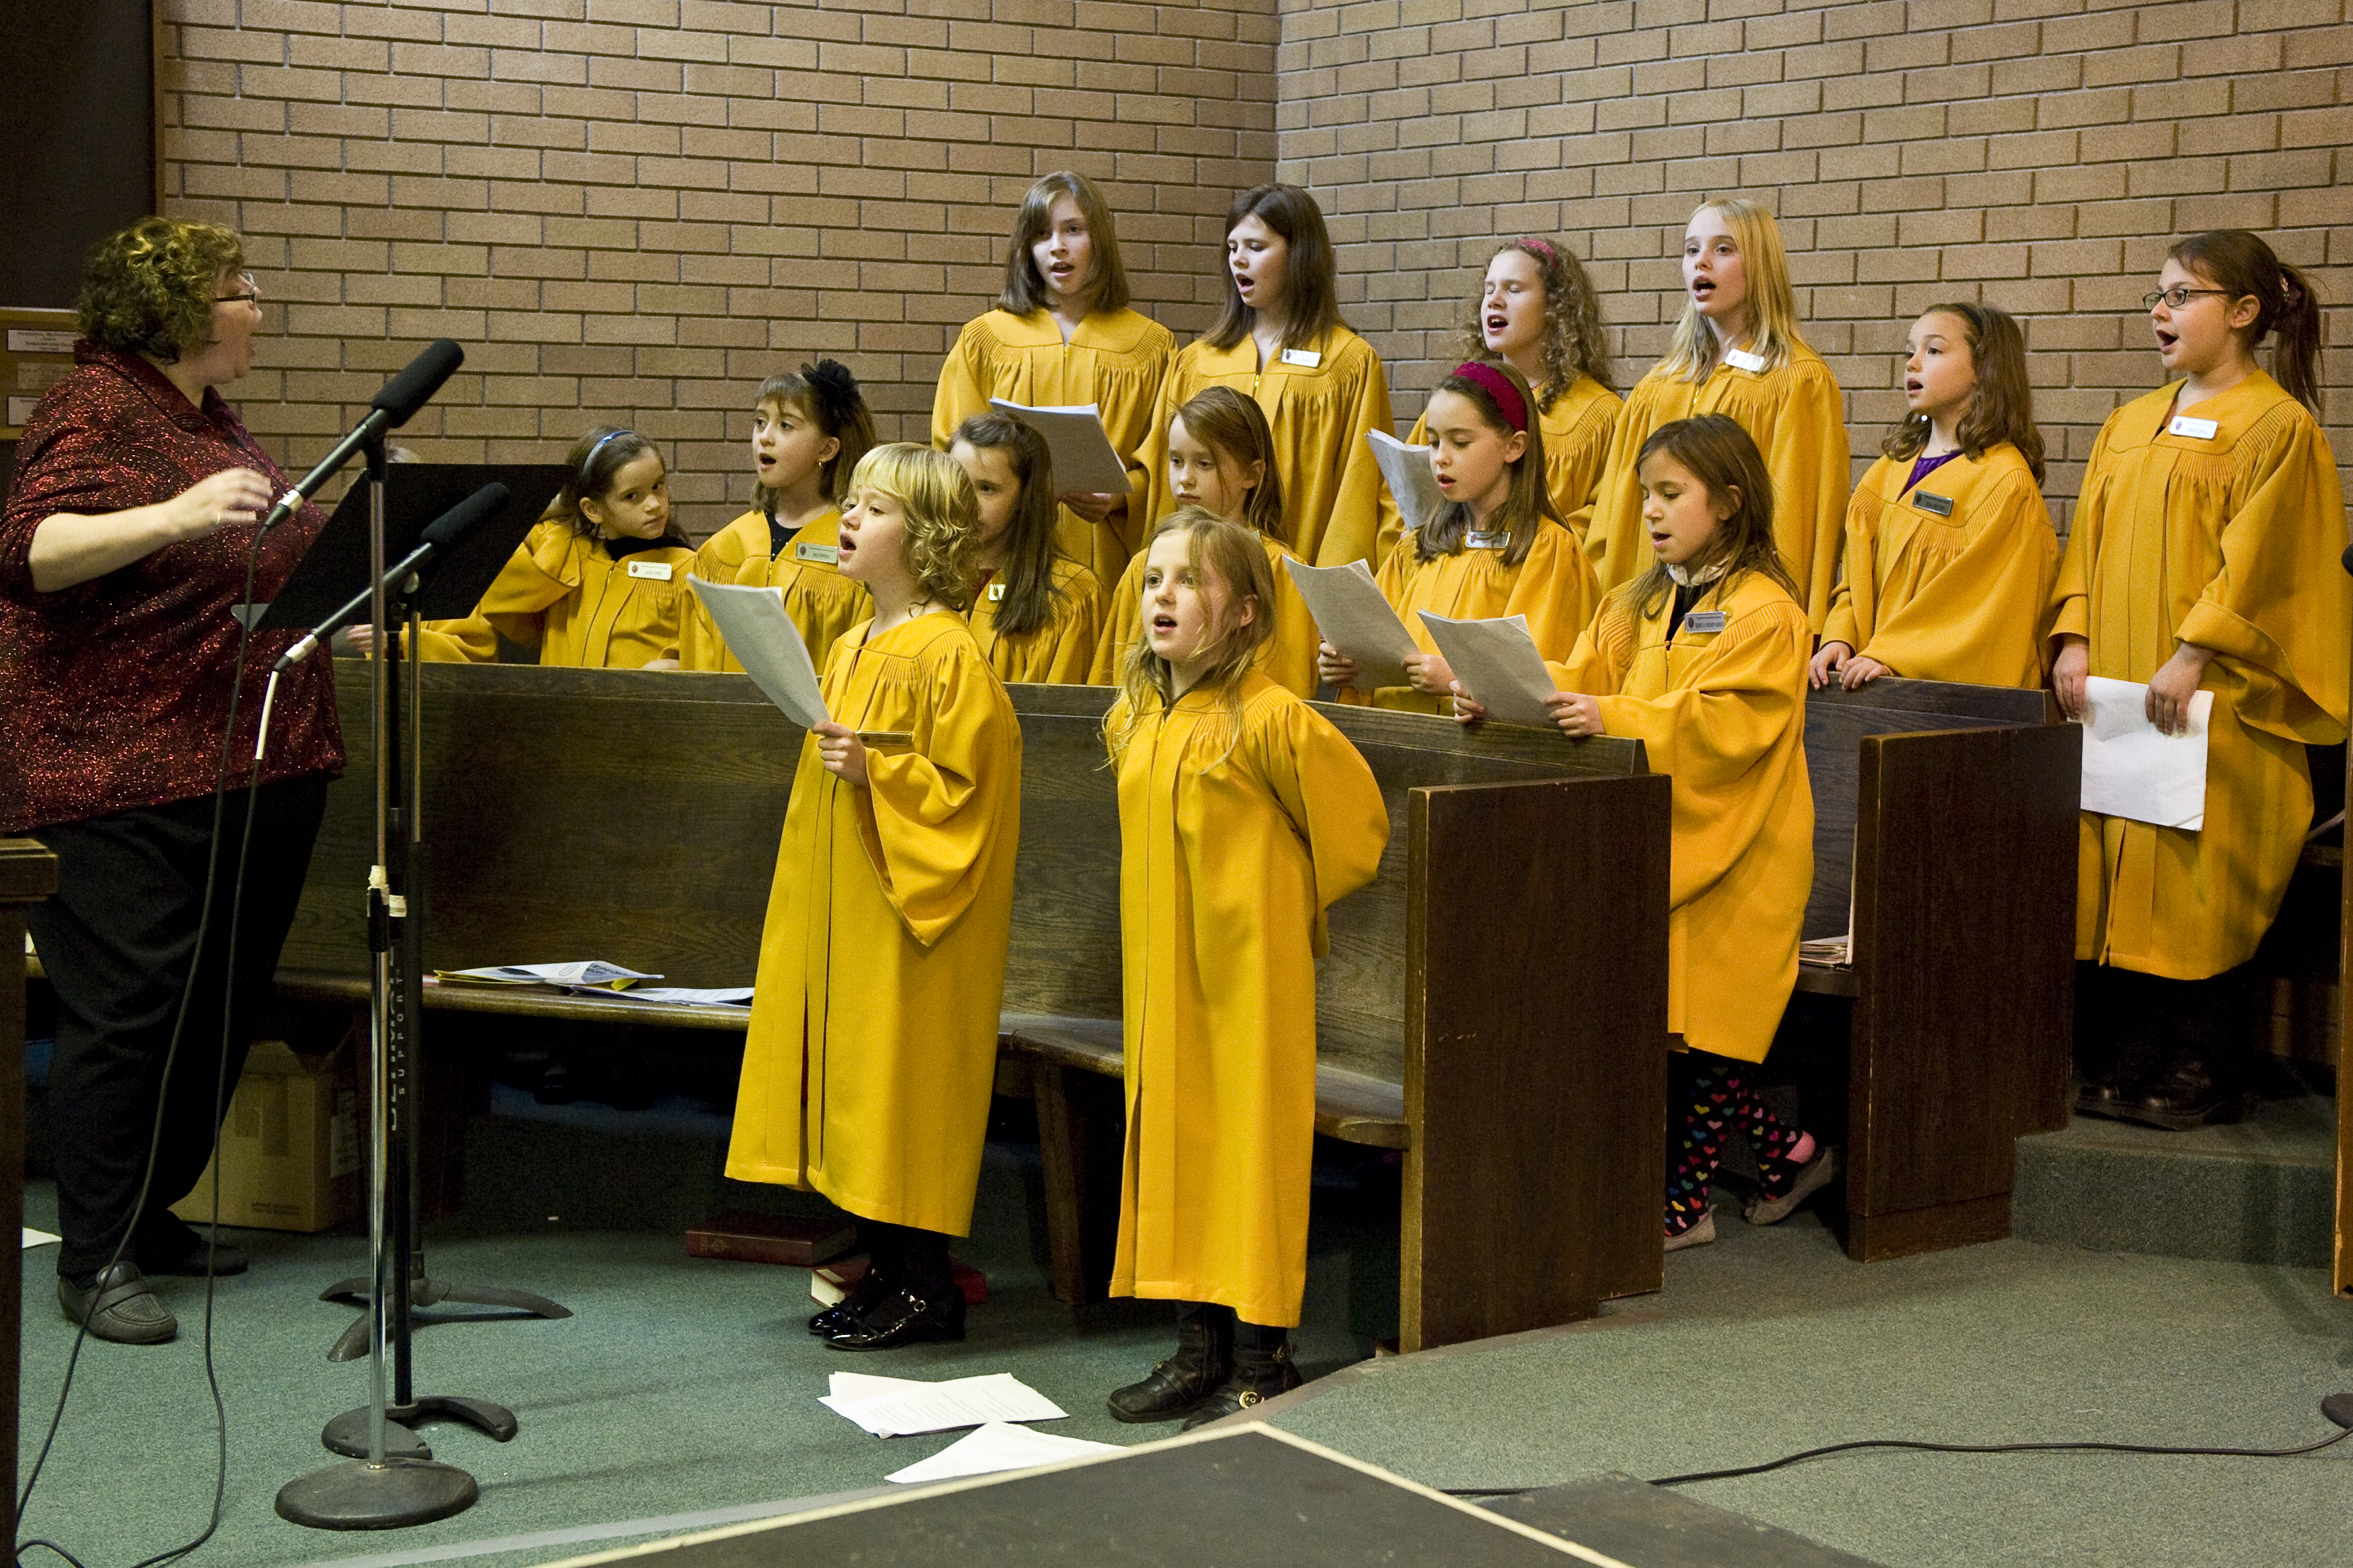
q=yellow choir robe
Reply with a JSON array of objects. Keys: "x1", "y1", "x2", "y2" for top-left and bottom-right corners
[
  {"x1": 678, "y1": 507, "x2": 870, "y2": 677},
  {"x1": 1087, "y1": 534, "x2": 1320, "y2": 696},
  {"x1": 2051, "y1": 372, "x2": 2350, "y2": 981},
  {"x1": 1342, "y1": 516, "x2": 1600, "y2": 713},
  {"x1": 418, "y1": 520, "x2": 693, "y2": 668},
  {"x1": 724, "y1": 612, "x2": 1023, "y2": 1236},
  {"x1": 1820, "y1": 443, "x2": 2059, "y2": 689},
  {"x1": 963, "y1": 556, "x2": 1108, "y2": 685},
  {"x1": 1369, "y1": 375, "x2": 1622, "y2": 566},
  {"x1": 1107, "y1": 672, "x2": 1390, "y2": 1326},
  {"x1": 1586, "y1": 345, "x2": 1850, "y2": 629},
  {"x1": 930, "y1": 308, "x2": 1175, "y2": 579},
  {"x1": 1552, "y1": 570, "x2": 1814, "y2": 1063},
  {"x1": 1135, "y1": 326, "x2": 1395, "y2": 569}
]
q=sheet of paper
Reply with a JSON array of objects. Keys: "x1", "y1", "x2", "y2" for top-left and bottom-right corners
[
  {"x1": 2077, "y1": 675, "x2": 2213, "y2": 830},
  {"x1": 885, "y1": 1422, "x2": 1121, "y2": 1485},
  {"x1": 987, "y1": 399, "x2": 1132, "y2": 494},
  {"x1": 600, "y1": 986, "x2": 753, "y2": 1007},
  {"x1": 22, "y1": 1228, "x2": 58, "y2": 1250},
  {"x1": 1416, "y1": 612, "x2": 1558, "y2": 728},
  {"x1": 1369, "y1": 429, "x2": 1446, "y2": 536},
  {"x1": 436, "y1": 961, "x2": 661, "y2": 989},
  {"x1": 1281, "y1": 557, "x2": 1418, "y2": 692},
  {"x1": 688, "y1": 577, "x2": 829, "y2": 728},
  {"x1": 821, "y1": 1370, "x2": 1070, "y2": 1438}
]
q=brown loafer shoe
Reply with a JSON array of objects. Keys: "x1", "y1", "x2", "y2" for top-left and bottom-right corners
[{"x1": 59, "y1": 1262, "x2": 176, "y2": 1345}]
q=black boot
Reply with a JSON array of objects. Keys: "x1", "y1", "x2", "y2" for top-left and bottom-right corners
[
  {"x1": 1106, "y1": 1302, "x2": 1232, "y2": 1423},
  {"x1": 1179, "y1": 1320, "x2": 1301, "y2": 1431}
]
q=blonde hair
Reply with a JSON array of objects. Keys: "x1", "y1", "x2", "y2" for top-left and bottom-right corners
[
  {"x1": 1108, "y1": 509, "x2": 1276, "y2": 760},
  {"x1": 847, "y1": 442, "x2": 984, "y2": 612},
  {"x1": 1656, "y1": 198, "x2": 1812, "y2": 385}
]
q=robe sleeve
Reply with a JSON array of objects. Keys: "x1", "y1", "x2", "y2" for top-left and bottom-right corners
[
  {"x1": 2047, "y1": 417, "x2": 2119, "y2": 648},
  {"x1": 1262, "y1": 548, "x2": 1323, "y2": 697},
  {"x1": 1506, "y1": 524, "x2": 1602, "y2": 660},
  {"x1": 410, "y1": 614, "x2": 496, "y2": 663},
  {"x1": 1550, "y1": 385, "x2": 1620, "y2": 549},
  {"x1": 1089, "y1": 554, "x2": 1144, "y2": 685},
  {"x1": 1819, "y1": 479, "x2": 1874, "y2": 653},
  {"x1": 678, "y1": 524, "x2": 755, "y2": 672},
  {"x1": 1131, "y1": 354, "x2": 1194, "y2": 544},
  {"x1": 1045, "y1": 572, "x2": 1109, "y2": 685},
  {"x1": 1547, "y1": 589, "x2": 1639, "y2": 697},
  {"x1": 1255, "y1": 699, "x2": 1390, "y2": 956},
  {"x1": 1764, "y1": 362, "x2": 1850, "y2": 631},
  {"x1": 931, "y1": 319, "x2": 996, "y2": 451},
  {"x1": 1861, "y1": 467, "x2": 2059, "y2": 687},
  {"x1": 1310, "y1": 347, "x2": 1398, "y2": 569},
  {"x1": 474, "y1": 524, "x2": 580, "y2": 652}
]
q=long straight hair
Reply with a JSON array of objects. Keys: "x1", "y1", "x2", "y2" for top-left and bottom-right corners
[
  {"x1": 1880, "y1": 303, "x2": 2046, "y2": 483},
  {"x1": 1108, "y1": 508, "x2": 1277, "y2": 761},
  {"x1": 1454, "y1": 236, "x2": 1614, "y2": 404},
  {"x1": 544, "y1": 425, "x2": 690, "y2": 547},
  {"x1": 755, "y1": 359, "x2": 875, "y2": 509},
  {"x1": 2168, "y1": 229, "x2": 2325, "y2": 414},
  {"x1": 1416, "y1": 362, "x2": 1560, "y2": 569},
  {"x1": 997, "y1": 171, "x2": 1132, "y2": 317},
  {"x1": 1169, "y1": 386, "x2": 1289, "y2": 545},
  {"x1": 1655, "y1": 198, "x2": 1812, "y2": 385},
  {"x1": 952, "y1": 412, "x2": 1068, "y2": 639},
  {"x1": 1628, "y1": 415, "x2": 1800, "y2": 620},
  {"x1": 1203, "y1": 184, "x2": 1346, "y2": 356}
]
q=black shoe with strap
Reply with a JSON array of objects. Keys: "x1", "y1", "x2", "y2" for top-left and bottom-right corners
[
  {"x1": 1180, "y1": 1333, "x2": 1300, "y2": 1431},
  {"x1": 58, "y1": 1262, "x2": 177, "y2": 1345},
  {"x1": 1108, "y1": 1302, "x2": 1232, "y2": 1423},
  {"x1": 824, "y1": 1284, "x2": 967, "y2": 1351},
  {"x1": 808, "y1": 1269, "x2": 893, "y2": 1337}
]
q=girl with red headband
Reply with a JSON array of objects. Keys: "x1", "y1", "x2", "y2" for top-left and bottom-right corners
[{"x1": 1318, "y1": 360, "x2": 1600, "y2": 713}]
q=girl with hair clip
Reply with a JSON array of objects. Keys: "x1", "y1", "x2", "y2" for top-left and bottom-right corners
[
  {"x1": 1320, "y1": 360, "x2": 1601, "y2": 713},
  {"x1": 948, "y1": 411, "x2": 1108, "y2": 683},
  {"x1": 681, "y1": 360, "x2": 877, "y2": 676},
  {"x1": 932, "y1": 171, "x2": 1174, "y2": 579},
  {"x1": 1458, "y1": 415, "x2": 1829, "y2": 1249},
  {"x1": 2053, "y1": 230, "x2": 2348, "y2": 1130},
  {"x1": 1091, "y1": 386, "x2": 1320, "y2": 695},
  {"x1": 1811, "y1": 302, "x2": 2059, "y2": 690},
  {"x1": 1585, "y1": 198, "x2": 1849, "y2": 629},
  {"x1": 727, "y1": 443, "x2": 1023, "y2": 1351},
  {"x1": 1102, "y1": 508, "x2": 1388, "y2": 1428},
  {"x1": 415, "y1": 425, "x2": 694, "y2": 667},
  {"x1": 1135, "y1": 184, "x2": 1396, "y2": 568},
  {"x1": 1369, "y1": 236, "x2": 1621, "y2": 564}
]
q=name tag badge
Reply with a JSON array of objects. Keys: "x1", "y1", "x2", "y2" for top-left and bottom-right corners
[
  {"x1": 1913, "y1": 490, "x2": 1955, "y2": 517},
  {"x1": 1683, "y1": 610, "x2": 1728, "y2": 635},
  {"x1": 1465, "y1": 530, "x2": 1509, "y2": 550},
  {"x1": 625, "y1": 559, "x2": 672, "y2": 581},
  {"x1": 1725, "y1": 347, "x2": 1769, "y2": 373},
  {"x1": 985, "y1": 581, "x2": 1007, "y2": 602},
  {"x1": 2168, "y1": 415, "x2": 2220, "y2": 440},
  {"x1": 795, "y1": 543, "x2": 839, "y2": 564},
  {"x1": 1279, "y1": 347, "x2": 1321, "y2": 368}
]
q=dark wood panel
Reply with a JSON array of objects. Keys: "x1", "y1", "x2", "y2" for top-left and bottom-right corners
[
  {"x1": 0, "y1": 837, "x2": 59, "y2": 1518},
  {"x1": 1844, "y1": 1191, "x2": 2012, "y2": 1263}
]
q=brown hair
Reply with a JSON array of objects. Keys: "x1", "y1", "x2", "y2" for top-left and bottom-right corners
[
  {"x1": 1628, "y1": 415, "x2": 1799, "y2": 620},
  {"x1": 2167, "y1": 230, "x2": 2325, "y2": 415},
  {"x1": 1417, "y1": 361, "x2": 1561, "y2": 569},
  {"x1": 951, "y1": 412, "x2": 1070, "y2": 639},
  {"x1": 998, "y1": 171, "x2": 1132, "y2": 317},
  {"x1": 77, "y1": 217, "x2": 247, "y2": 363},
  {"x1": 848, "y1": 443, "x2": 984, "y2": 612},
  {"x1": 543, "y1": 425, "x2": 688, "y2": 545},
  {"x1": 755, "y1": 359, "x2": 875, "y2": 506},
  {"x1": 1454, "y1": 237, "x2": 1614, "y2": 404},
  {"x1": 1203, "y1": 184, "x2": 1346, "y2": 356},
  {"x1": 1108, "y1": 508, "x2": 1277, "y2": 759},
  {"x1": 1879, "y1": 303, "x2": 2046, "y2": 484},
  {"x1": 1169, "y1": 386, "x2": 1289, "y2": 545}
]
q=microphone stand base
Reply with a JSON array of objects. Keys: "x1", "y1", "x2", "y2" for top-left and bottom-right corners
[
  {"x1": 276, "y1": 1456, "x2": 478, "y2": 1531},
  {"x1": 322, "y1": 1395, "x2": 519, "y2": 1460}
]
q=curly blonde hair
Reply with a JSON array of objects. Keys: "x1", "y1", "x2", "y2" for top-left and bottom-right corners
[
  {"x1": 77, "y1": 217, "x2": 246, "y2": 363},
  {"x1": 847, "y1": 442, "x2": 984, "y2": 612}
]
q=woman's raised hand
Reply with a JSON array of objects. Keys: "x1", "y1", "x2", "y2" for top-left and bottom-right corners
[{"x1": 171, "y1": 467, "x2": 274, "y2": 542}]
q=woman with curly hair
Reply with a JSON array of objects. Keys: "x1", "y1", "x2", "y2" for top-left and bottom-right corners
[{"x1": 0, "y1": 217, "x2": 342, "y2": 1344}]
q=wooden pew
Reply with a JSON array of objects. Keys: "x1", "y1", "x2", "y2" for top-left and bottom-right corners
[
  {"x1": 1797, "y1": 679, "x2": 2080, "y2": 1261},
  {"x1": 2, "y1": 839, "x2": 60, "y2": 1514},
  {"x1": 280, "y1": 662, "x2": 1673, "y2": 1353}
]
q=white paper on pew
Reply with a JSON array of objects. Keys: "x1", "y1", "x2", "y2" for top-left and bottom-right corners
[
  {"x1": 885, "y1": 1422, "x2": 1120, "y2": 1485},
  {"x1": 987, "y1": 398, "x2": 1132, "y2": 494},
  {"x1": 1368, "y1": 429, "x2": 1446, "y2": 537},
  {"x1": 438, "y1": 961, "x2": 661, "y2": 989},
  {"x1": 688, "y1": 577, "x2": 829, "y2": 729},
  {"x1": 2077, "y1": 675, "x2": 2212, "y2": 831},
  {"x1": 1417, "y1": 612, "x2": 1557, "y2": 728},
  {"x1": 591, "y1": 986, "x2": 753, "y2": 1007},
  {"x1": 821, "y1": 1370, "x2": 1068, "y2": 1438},
  {"x1": 1282, "y1": 557, "x2": 1418, "y2": 692}
]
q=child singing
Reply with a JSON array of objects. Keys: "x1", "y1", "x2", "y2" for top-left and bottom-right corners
[{"x1": 948, "y1": 411, "x2": 1108, "y2": 683}]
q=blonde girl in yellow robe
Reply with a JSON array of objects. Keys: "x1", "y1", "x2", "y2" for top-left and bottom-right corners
[
  {"x1": 412, "y1": 425, "x2": 694, "y2": 667},
  {"x1": 2051, "y1": 230, "x2": 2348, "y2": 1130},
  {"x1": 1103, "y1": 509, "x2": 1388, "y2": 1426},
  {"x1": 1367, "y1": 237, "x2": 1621, "y2": 565},
  {"x1": 680, "y1": 360, "x2": 875, "y2": 676},
  {"x1": 1090, "y1": 387, "x2": 1320, "y2": 696},
  {"x1": 931, "y1": 171, "x2": 1174, "y2": 580},
  {"x1": 1812, "y1": 302, "x2": 2058, "y2": 692},
  {"x1": 1134, "y1": 184, "x2": 1394, "y2": 568},
  {"x1": 1459, "y1": 415, "x2": 1829, "y2": 1249},
  {"x1": 726, "y1": 442, "x2": 1022, "y2": 1351},
  {"x1": 1319, "y1": 360, "x2": 1600, "y2": 713},
  {"x1": 1585, "y1": 199, "x2": 1849, "y2": 629},
  {"x1": 946, "y1": 411, "x2": 1107, "y2": 683}
]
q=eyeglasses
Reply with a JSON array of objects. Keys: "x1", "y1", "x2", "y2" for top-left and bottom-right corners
[
  {"x1": 2142, "y1": 287, "x2": 2230, "y2": 310},
  {"x1": 214, "y1": 278, "x2": 261, "y2": 306}
]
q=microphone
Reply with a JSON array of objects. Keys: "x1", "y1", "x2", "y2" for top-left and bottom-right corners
[
  {"x1": 270, "y1": 482, "x2": 509, "y2": 674},
  {"x1": 257, "y1": 339, "x2": 466, "y2": 532},
  {"x1": 2343, "y1": 541, "x2": 2352, "y2": 576}
]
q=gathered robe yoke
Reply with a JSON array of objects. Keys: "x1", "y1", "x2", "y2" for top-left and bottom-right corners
[
  {"x1": 1344, "y1": 516, "x2": 1600, "y2": 713},
  {"x1": 1820, "y1": 443, "x2": 2059, "y2": 689},
  {"x1": 2051, "y1": 373, "x2": 2350, "y2": 980},
  {"x1": 1587, "y1": 347, "x2": 1849, "y2": 629},
  {"x1": 1370, "y1": 375, "x2": 1622, "y2": 567},
  {"x1": 930, "y1": 308, "x2": 1175, "y2": 579},
  {"x1": 1108, "y1": 673, "x2": 1389, "y2": 1326},
  {"x1": 964, "y1": 555, "x2": 1108, "y2": 684},
  {"x1": 678, "y1": 507, "x2": 869, "y2": 676},
  {"x1": 419, "y1": 520, "x2": 693, "y2": 669},
  {"x1": 1136, "y1": 326, "x2": 1395, "y2": 570},
  {"x1": 1553, "y1": 572, "x2": 1813, "y2": 1063},
  {"x1": 1087, "y1": 534, "x2": 1320, "y2": 696},
  {"x1": 724, "y1": 612, "x2": 1022, "y2": 1235}
]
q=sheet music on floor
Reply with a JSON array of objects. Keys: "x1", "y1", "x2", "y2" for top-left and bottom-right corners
[
  {"x1": 821, "y1": 1370, "x2": 1069, "y2": 1439},
  {"x1": 1416, "y1": 612, "x2": 1557, "y2": 728},
  {"x1": 1368, "y1": 429, "x2": 1446, "y2": 536},
  {"x1": 883, "y1": 1422, "x2": 1120, "y2": 1485},
  {"x1": 1281, "y1": 557, "x2": 1417, "y2": 692},
  {"x1": 987, "y1": 399, "x2": 1132, "y2": 494},
  {"x1": 2077, "y1": 675, "x2": 2213, "y2": 830},
  {"x1": 688, "y1": 577, "x2": 829, "y2": 728}
]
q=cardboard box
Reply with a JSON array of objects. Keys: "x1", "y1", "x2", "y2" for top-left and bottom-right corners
[{"x1": 172, "y1": 1038, "x2": 361, "y2": 1233}]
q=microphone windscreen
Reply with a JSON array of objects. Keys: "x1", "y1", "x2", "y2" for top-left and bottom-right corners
[
  {"x1": 421, "y1": 483, "x2": 509, "y2": 553},
  {"x1": 370, "y1": 339, "x2": 465, "y2": 426}
]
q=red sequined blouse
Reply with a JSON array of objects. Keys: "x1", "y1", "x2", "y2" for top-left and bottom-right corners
[{"x1": 0, "y1": 342, "x2": 344, "y2": 832}]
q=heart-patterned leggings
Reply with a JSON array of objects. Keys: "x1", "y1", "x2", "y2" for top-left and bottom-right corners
[{"x1": 1665, "y1": 1049, "x2": 1806, "y2": 1237}]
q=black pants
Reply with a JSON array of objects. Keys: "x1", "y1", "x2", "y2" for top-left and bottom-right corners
[
  {"x1": 2074, "y1": 960, "x2": 2251, "y2": 1090},
  {"x1": 28, "y1": 776, "x2": 329, "y2": 1277}
]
